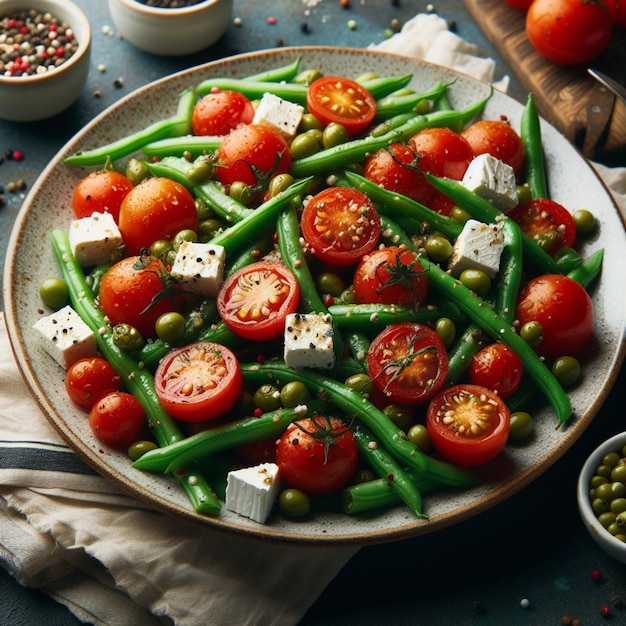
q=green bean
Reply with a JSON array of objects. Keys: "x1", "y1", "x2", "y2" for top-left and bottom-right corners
[
  {"x1": 446, "y1": 324, "x2": 486, "y2": 385},
  {"x1": 495, "y1": 218, "x2": 524, "y2": 326},
  {"x1": 521, "y1": 93, "x2": 548, "y2": 200},
  {"x1": 50, "y1": 229, "x2": 221, "y2": 515},
  {"x1": 196, "y1": 77, "x2": 309, "y2": 103},
  {"x1": 369, "y1": 112, "x2": 416, "y2": 137},
  {"x1": 345, "y1": 331, "x2": 370, "y2": 369},
  {"x1": 133, "y1": 403, "x2": 319, "y2": 473},
  {"x1": 353, "y1": 424, "x2": 426, "y2": 518},
  {"x1": 567, "y1": 248, "x2": 604, "y2": 289},
  {"x1": 374, "y1": 81, "x2": 450, "y2": 119},
  {"x1": 64, "y1": 88, "x2": 196, "y2": 167},
  {"x1": 244, "y1": 58, "x2": 302, "y2": 82},
  {"x1": 142, "y1": 136, "x2": 221, "y2": 159},
  {"x1": 357, "y1": 74, "x2": 413, "y2": 99}
]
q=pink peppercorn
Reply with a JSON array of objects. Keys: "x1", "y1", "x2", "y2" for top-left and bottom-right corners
[
  {"x1": 591, "y1": 568, "x2": 603, "y2": 583},
  {"x1": 600, "y1": 603, "x2": 612, "y2": 618}
]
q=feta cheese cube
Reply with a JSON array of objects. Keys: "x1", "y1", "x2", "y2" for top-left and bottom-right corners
[
  {"x1": 252, "y1": 92, "x2": 304, "y2": 140},
  {"x1": 68, "y1": 211, "x2": 124, "y2": 267},
  {"x1": 284, "y1": 312, "x2": 335, "y2": 370},
  {"x1": 448, "y1": 219, "x2": 505, "y2": 280},
  {"x1": 32, "y1": 305, "x2": 97, "y2": 369},
  {"x1": 461, "y1": 153, "x2": 519, "y2": 211},
  {"x1": 170, "y1": 241, "x2": 226, "y2": 297},
  {"x1": 225, "y1": 463, "x2": 281, "y2": 524}
]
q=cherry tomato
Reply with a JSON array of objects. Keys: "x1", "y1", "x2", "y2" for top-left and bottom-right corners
[
  {"x1": 65, "y1": 357, "x2": 122, "y2": 410},
  {"x1": 215, "y1": 124, "x2": 291, "y2": 188},
  {"x1": 367, "y1": 323, "x2": 449, "y2": 405},
  {"x1": 306, "y1": 76, "x2": 377, "y2": 136},
  {"x1": 426, "y1": 384, "x2": 511, "y2": 466},
  {"x1": 363, "y1": 143, "x2": 435, "y2": 206},
  {"x1": 154, "y1": 341, "x2": 242, "y2": 423},
  {"x1": 469, "y1": 343, "x2": 524, "y2": 399},
  {"x1": 191, "y1": 90, "x2": 255, "y2": 136},
  {"x1": 118, "y1": 177, "x2": 198, "y2": 255},
  {"x1": 99, "y1": 254, "x2": 180, "y2": 338},
  {"x1": 526, "y1": 0, "x2": 613, "y2": 65},
  {"x1": 508, "y1": 198, "x2": 577, "y2": 255},
  {"x1": 300, "y1": 186, "x2": 381, "y2": 266},
  {"x1": 516, "y1": 274, "x2": 594, "y2": 358},
  {"x1": 605, "y1": 0, "x2": 626, "y2": 27},
  {"x1": 461, "y1": 119, "x2": 526, "y2": 180},
  {"x1": 352, "y1": 246, "x2": 428, "y2": 307},
  {"x1": 216, "y1": 261, "x2": 301, "y2": 341},
  {"x1": 71, "y1": 169, "x2": 134, "y2": 222},
  {"x1": 276, "y1": 415, "x2": 358, "y2": 495},
  {"x1": 89, "y1": 391, "x2": 145, "y2": 448}
]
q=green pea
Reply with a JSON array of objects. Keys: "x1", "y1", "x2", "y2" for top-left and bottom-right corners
[
  {"x1": 150, "y1": 239, "x2": 172, "y2": 260},
  {"x1": 516, "y1": 184, "x2": 531, "y2": 205},
  {"x1": 187, "y1": 155, "x2": 215, "y2": 183},
  {"x1": 299, "y1": 113, "x2": 324, "y2": 133},
  {"x1": 279, "y1": 488, "x2": 311, "y2": 517},
  {"x1": 520, "y1": 321, "x2": 543, "y2": 347},
  {"x1": 229, "y1": 181, "x2": 252, "y2": 205},
  {"x1": 340, "y1": 285, "x2": 357, "y2": 305},
  {"x1": 551, "y1": 356, "x2": 581, "y2": 386},
  {"x1": 112, "y1": 323, "x2": 145, "y2": 351},
  {"x1": 573, "y1": 209, "x2": 597, "y2": 237},
  {"x1": 508, "y1": 411, "x2": 534, "y2": 441},
  {"x1": 172, "y1": 229, "x2": 198, "y2": 251},
  {"x1": 280, "y1": 381, "x2": 310, "y2": 408},
  {"x1": 611, "y1": 464, "x2": 626, "y2": 484},
  {"x1": 424, "y1": 234, "x2": 453, "y2": 262},
  {"x1": 407, "y1": 423, "x2": 431, "y2": 452},
  {"x1": 195, "y1": 197, "x2": 214, "y2": 222},
  {"x1": 435, "y1": 317, "x2": 456, "y2": 349},
  {"x1": 450, "y1": 206, "x2": 472, "y2": 224},
  {"x1": 290, "y1": 132, "x2": 322, "y2": 160},
  {"x1": 155, "y1": 312, "x2": 186, "y2": 344},
  {"x1": 39, "y1": 277, "x2": 69, "y2": 310},
  {"x1": 268, "y1": 173, "x2": 296, "y2": 198},
  {"x1": 415, "y1": 99, "x2": 431, "y2": 115},
  {"x1": 459, "y1": 269, "x2": 491, "y2": 296},
  {"x1": 128, "y1": 440, "x2": 158, "y2": 461},
  {"x1": 198, "y1": 218, "x2": 224, "y2": 242},
  {"x1": 345, "y1": 373, "x2": 375, "y2": 398},
  {"x1": 322, "y1": 122, "x2": 349, "y2": 149},
  {"x1": 383, "y1": 404, "x2": 414, "y2": 432},
  {"x1": 254, "y1": 384, "x2": 282, "y2": 412},
  {"x1": 305, "y1": 128, "x2": 324, "y2": 144},
  {"x1": 316, "y1": 272, "x2": 347, "y2": 298},
  {"x1": 125, "y1": 158, "x2": 149, "y2": 185}
]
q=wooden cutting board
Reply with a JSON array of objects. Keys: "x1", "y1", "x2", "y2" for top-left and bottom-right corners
[{"x1": 461, "y1": 0, "x2": 626, "y2": 166}]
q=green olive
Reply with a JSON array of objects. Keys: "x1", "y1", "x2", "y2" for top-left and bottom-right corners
[
  {"x1": 198, "y1": 218, "x2": 224, "y2": 242},
  {"x1": 383, "y1": 404, "x2": 414, "y2": 432},
  {"x1": 589, "y1": 474, "x2": 609, "y2": 489},
  {"x1": 434, "y1": 317, "x2": 456, "y2": 349},
  {"x1": 112, "y1": 323, "x2": 145, "y2": 351},
  {"x1": 450, "y1": 206, "x2": 472, "y2": 224},
  {"x1": 424, "y1": 235, "x2": 453, "y2": 262},
  {"x1": 603, "y1": 452, "x2": 621, "y2": 468},
  {"x1": 125, "y1": 158, "x2": 149, "y2": 185},
  {"x1": 596, "y1": 464, "x2": 612, "y2": 479},
  {"x1": 611, "y1": 464, "x2": 626, "y2": 484},
  {"x1": 610, "y1": 498, "x2": 626, "y2": 515},
  {"x1": 195, "y1": 197, "x2": 214, "y2": 222},
  {"x1": 254, "y1": 384, "x2": 282, "y2": 412},
  {"x1": 516, "y1": 184, "x2": 531, "y2": 205},
  {"x1": 551, "y1": 356, "x2": 581, "y2": 386},
  {"x1": 127, "y1": 440, "x2": 158, "y2": 461},
  {"x1": 280, "y1": 381, "x2": 310, "y2": 408},
  {"x1": 278, "y1": 488, "x2": 311, "y2": 517},
  {"x1": 340, "y1": 285, "x2": 357, "y2": 304},
  {"x1": 598, "y1": 511, "x2": 617, "y2": 529},
  {"x1": 592, "y1": 497, "x2": 610, "y2": 516},
  {"x1": 519, "y1": 321, "x2": 543, "y2": 347},
  {"x1": 594, "y1": 482, "x2": 614, "y2": 502},
  {"x1": 608, "y1": 522, "x2": 623, "y2": 536},
  {"x1": 415, "y1": 99, "x2": 431, "y2": 115},
  {"x1": 459, "y1": 269, "x2": 491, "y2": 296},
  {"x1": 164, "y1": 248, "x2": 178, "y2": 267},
  {"x1": 407, "y1": 423, "x2": 431, "y2": 452},
  {"x1": 345, "y1": 373, "x2": 375, "y2": 398},
  {"x1": 268, "y1": 173, "x2": 296, "y2": 197},
  {"x1": 229, "y1": 181, "x2": 253, "y2": 205},
  {"x1": 150, "y1": 239, "x2": 172, "y2": 260},
  {"x1": 610, "y1": 481, "x2": 626, "y2": 499},
  {"x1": 573, "y1": 209, "x2": 597, "y2": 237},
  {"x1": 305, "y1": 128, "x2": 324, "y2": 144},
  {"x1": 155, "y1": 312, "x2": 186, "y2": 344},
  {"x1": 299, "y1": 113, "x2": 324, "y2": 132},
  {"x1": 187, "y1": 155, "x2": 215, "y2": 183},
  {"x1": 508, "y1": 411, "x2": 534, "y2": 441},
  {"x1": 322, "y1": 122, "x2": 349, "y2": 149},
  {"x1": 316, "y1": 272, "x2": 347, "y2": 298},
  {"x1": 172, "y1": 229, "x2": 198, "y2": 251},
  {"x1": 290, "y1": 132, "x2": 322, "y2": 160},
  {"x1": 39, "y1": 277, "x2": 69, "y2": 310},
  {"x1": 617, "y1": 511, "x2": 626, "y2": 527}
]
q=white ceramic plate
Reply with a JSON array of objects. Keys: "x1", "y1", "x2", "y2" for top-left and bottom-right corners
[{"x1": 4, "y1": 47, "x2": 626, "y2": 545}]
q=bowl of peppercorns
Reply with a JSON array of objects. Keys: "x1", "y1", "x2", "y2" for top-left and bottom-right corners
[
  {"x1": 0, "y1": 0, "x2": 91, "y2": 122},
  {"x1": 107, "y1": 0, "x2": 233, "y2": 57},
  {"x1": 578, "y1": 431, "x2": 626, "y2": 564}
]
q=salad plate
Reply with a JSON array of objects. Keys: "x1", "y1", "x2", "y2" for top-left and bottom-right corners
[{"x1": 4, "y1": 46, "x2": 626, "y2": 545}]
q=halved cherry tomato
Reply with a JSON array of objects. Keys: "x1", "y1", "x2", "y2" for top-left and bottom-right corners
[
  {"x1": 426, "y1": 384, "x2": 511, "y2": 467},
  {"x1": 363, "y1": 142, "x2": 436, "y2": 206},
  {"x1": 516, "y1": 274, "x2": 594, "y2": 358},
  {"x1": 154, "y1": 341, "x2": 242, "y2": 423},
  {"x1": 215, "y1": 124, "x2": 291, "y2": 188},
  {"x1": 469, "y1": 343, "x2": 524, "y2": 399},
  {"x1": 99, "y1": 254, "x2": 180, "y2": 338},
  {"x1": 71, "y1": 169, "x2": 134, "y2": 222},
  {"x1": 461, "y1": 119, "x2": 526, "y2": 180},
  {"x1": 508, "y1": 198, "x2": 576, "y2": 255},
  {"x1": 300, "y1": 187, "x2": 381, "y2": 266},
  {"x1": 306, "y1": 76, "x2": 377, "y2": 136},
  {"x1": 216, "y1": 261, "x2": 301, "y2": 341},
  {"x1": 66, "y1": 357, "x2": 122, "y2": 410},
  {"x1": 118, "y1": 177, "x2": 198, "y2": 255},
  {"x1": 191, "y1": 90, "x2": 255, "y2": 136},
  {"x1": 353, "y1": 246, "x2": 428, "y2": 307},
  {"x1": 276, "y1": 415, "x2": 358, "y2": 495},
  {"x1": 367, "y1": 323, "x2": 448, "y2": 405},
  {"x1": 89, "y1": 391, "x2": 145, "y2": 448}
]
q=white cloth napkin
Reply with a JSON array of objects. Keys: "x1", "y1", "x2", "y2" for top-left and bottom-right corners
[{"x1": 1, "y1": 12, "x2": 625, "y2": 626}]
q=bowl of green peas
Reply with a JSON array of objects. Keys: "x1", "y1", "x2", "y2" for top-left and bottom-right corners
[{"x1": 578, "y1": 432, "x2": 626, "y2": 564}]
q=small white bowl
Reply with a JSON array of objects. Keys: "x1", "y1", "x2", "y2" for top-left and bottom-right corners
[
  {"x1": 577, "y1": 431, "x2": 626, "y2": 564},
  {"x1": 107, "y1": 0, "x2": 233, "y2": 57},
  {"x1": 0, "y1": 0, "x2": 91, "y2": 122}
]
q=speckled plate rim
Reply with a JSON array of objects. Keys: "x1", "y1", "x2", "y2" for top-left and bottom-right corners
[{"x1": 4, "y1": 46, "x2": 626, "y2": 546}]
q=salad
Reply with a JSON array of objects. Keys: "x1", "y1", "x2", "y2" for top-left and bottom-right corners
[{"x1": 31, "y1": 56, "x2": 603, "y2": 529}]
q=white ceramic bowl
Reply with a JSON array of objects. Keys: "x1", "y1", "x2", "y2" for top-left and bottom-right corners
[
  {"x1": 577, "y1": 431, "x2": 626, "y2": 564},
  {"x1": 107, "y1": 0, "x2": 233, "y2": 57},
  {"x1": 0, "y1": 0, "x2": 91, "y2": 122}
]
